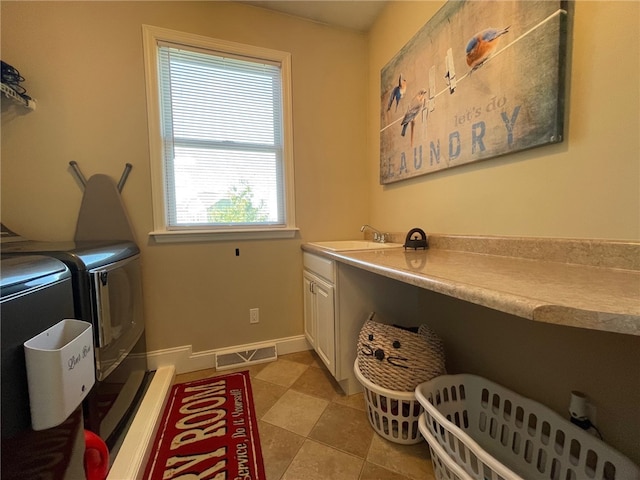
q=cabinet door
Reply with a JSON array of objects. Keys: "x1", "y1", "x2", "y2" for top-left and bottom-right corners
[
  {"x1": 302, "y1": 272, "x2": 316, "y2": 348},
  {"x1": 313, "y1": 277, "x2": 335, "y2": 376}
]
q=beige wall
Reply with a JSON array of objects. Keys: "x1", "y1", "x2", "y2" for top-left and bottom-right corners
[
  {"x1": 368, "y1": 1, "x2": 640, "y2": 240},
  {"x1": 1, "y1": 2, "x2": 369, "y2": 351},
  {"x1": 366, "y1": 1, "x2": 640, "y2": 464}
]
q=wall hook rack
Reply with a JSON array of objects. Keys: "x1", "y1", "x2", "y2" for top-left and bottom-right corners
[
  {"x1": 69, "y1": 161, "x2": 133, "y2": 192},
  {"x1": 117, "y1": 163, "x2": 132, "y2": 193},
  {"x1": 69, "y1": 161, "x2": 87, "y2": 188}
]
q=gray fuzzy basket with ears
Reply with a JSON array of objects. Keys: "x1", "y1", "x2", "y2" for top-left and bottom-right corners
[{"x1": 357, "y1": 313, "x2": 446, "y2": 392}]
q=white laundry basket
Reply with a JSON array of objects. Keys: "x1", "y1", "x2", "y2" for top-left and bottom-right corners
[
  {"x1": 354, "y1": 360, "x2": 423, "y2": 445},
  {"x1": 419, "y1": 419, "x2": 474, "y2": 480},
  {"x1": 415, "y1": 374, "x2": 640, "y2": 480}
]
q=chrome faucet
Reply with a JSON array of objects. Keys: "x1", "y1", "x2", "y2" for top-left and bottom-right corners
[{"x1": 360, "y1": 224, "x2": 389, "y2": 243}]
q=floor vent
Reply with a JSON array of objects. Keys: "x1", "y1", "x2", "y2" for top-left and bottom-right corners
[{"x1": 215, "y1": 343, "x2": 277, "y2": 371}]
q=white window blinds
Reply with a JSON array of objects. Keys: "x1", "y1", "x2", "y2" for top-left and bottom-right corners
[{"x1": 157, "y1": 43, "x2": 285, "y2": 228}]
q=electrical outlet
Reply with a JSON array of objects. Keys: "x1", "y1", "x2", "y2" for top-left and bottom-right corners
[{"x1": 250, "y1": 308, "x2": 259, "y2": 324}]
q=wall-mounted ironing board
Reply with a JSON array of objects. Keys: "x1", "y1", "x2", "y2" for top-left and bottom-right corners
[{"x1": 69, "y1": 162, "x2": 136, "y2": 242}]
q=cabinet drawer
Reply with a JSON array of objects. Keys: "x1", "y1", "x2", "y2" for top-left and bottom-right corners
[{"x1": 303, "y1": 252, "x2": 335, "y2": 283}]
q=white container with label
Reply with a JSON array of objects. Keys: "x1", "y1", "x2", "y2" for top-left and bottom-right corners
[{"x1": 24, "y1": 319, "x2": 95, "y2": 430}]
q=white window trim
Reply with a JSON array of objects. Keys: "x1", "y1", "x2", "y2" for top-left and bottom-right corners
[{"x1": 142, "y1": 25, "x2": 297, "y2": 243}]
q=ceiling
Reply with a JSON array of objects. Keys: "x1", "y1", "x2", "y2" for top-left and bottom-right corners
[{"x1": 240, "y1": 1, "x2": 389, "y2": 32}]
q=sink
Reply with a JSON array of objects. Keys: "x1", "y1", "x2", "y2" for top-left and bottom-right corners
[{"x1": 308, "y1": 240, "x2": 403, "y2": 251}]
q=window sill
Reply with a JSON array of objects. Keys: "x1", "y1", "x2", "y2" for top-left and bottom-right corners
[{"x1": 149, "y1": 227, "x2": 299, "y2": 243}]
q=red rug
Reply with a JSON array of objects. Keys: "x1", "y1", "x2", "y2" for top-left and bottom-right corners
[{"x1": 143, "y1": 371, "x2": 265, "y2": 480}]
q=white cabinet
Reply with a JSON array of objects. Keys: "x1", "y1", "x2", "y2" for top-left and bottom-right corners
[
  {"x1": 303, "y1": 253, "x2": 336, "y2": 375},
  {"x1": 303, "y1": 271, "x2": 335, "y2": 374},
  {"x1": 303, "y1": 274, "x2": 317, "y2": 348}
]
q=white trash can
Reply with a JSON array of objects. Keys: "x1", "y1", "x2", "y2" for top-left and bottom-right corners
[{"x1": 24, "y1": 319, "x2": 95, "y2": 431}]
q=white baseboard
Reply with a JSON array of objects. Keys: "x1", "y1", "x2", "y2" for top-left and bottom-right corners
[
  {"x1": 107, "y1": 365, "x2": 175, "y2": 480},
  {"x1": 146, "y1": 335, "x2": 311, "y2": 375},
  {"x1": 273, "y1": 334, "x2": 312, "y2": 355}
]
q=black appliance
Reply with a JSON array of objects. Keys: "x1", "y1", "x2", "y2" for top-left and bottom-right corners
[
  {"x1": 1, "y1": 255, "x2": 86, "y2": 479},
  {"x1": 2, "y1": 239, "x2": 150, "y2": 457}
]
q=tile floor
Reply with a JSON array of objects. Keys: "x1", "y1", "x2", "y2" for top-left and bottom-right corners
[{"x1": 175, "y1": 350, "x2": 435, "y2": 480}]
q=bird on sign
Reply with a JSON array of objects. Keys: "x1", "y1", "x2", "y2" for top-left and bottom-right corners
[
  {"x1": 387, "y1": 74, "x2": 407, "y2": 112},
  {"x1": 400, "y1": 89, "x2": 427, "y2": 146},
  {"x1": 465, "y1": 26, "x2": 510, "y2": 71}
]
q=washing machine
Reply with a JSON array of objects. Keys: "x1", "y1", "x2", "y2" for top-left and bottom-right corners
[
  {"x1": 1, "y1": 255, "x2": 86, "y2": 479},
  {"x1": 2, "y1": 237, "x2": 151, "y2": 458}
]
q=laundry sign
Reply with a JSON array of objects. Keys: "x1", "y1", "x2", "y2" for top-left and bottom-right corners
[{"x1": 380, "y1": 0, "x2": 570, "y2": 184}]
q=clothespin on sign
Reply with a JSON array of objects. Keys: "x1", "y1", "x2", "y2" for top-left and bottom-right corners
[
  {"x1": 421, "y1": 97, "x2": 428, "y2": 124},
  {"x1": 428, "y1": 66, "x2": 436, "y2": 112},
  {"x1": 444, "y1": 48, "x2": 457, "y2": 93}
]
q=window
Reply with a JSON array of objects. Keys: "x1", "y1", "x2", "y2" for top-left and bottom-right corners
[{"x1": 142, "y1": 25, "x2": 296, "y2": 242}]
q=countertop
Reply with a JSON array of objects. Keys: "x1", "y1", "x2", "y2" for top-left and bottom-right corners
[{"x1": 302, "y1": 235, "x2": 640, "y2": 336}]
